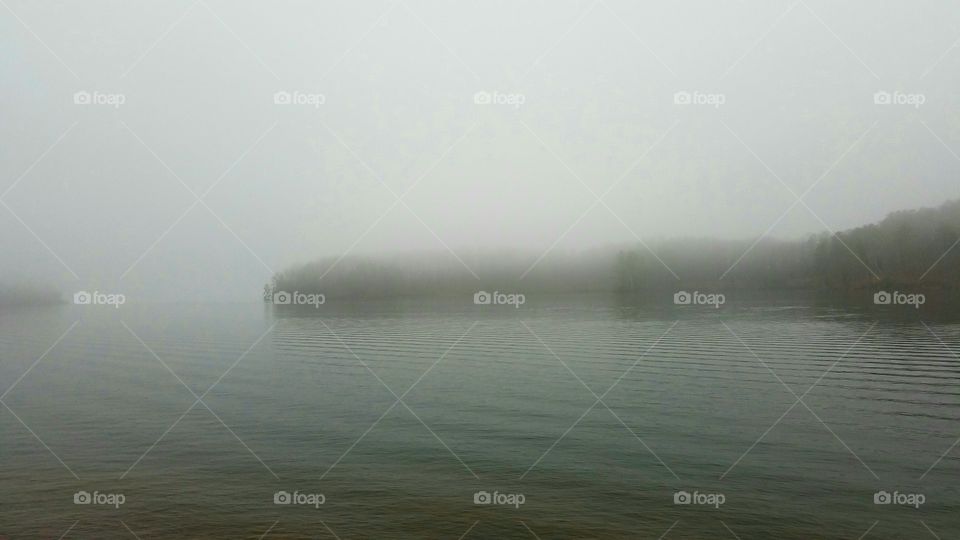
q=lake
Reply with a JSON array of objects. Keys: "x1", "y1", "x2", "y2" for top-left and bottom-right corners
[{"x1": 1, "y1": 294, "x2": 958, "y2": 538}]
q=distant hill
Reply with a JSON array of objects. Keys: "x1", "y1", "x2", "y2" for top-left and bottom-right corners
[
  {"x1": 0, "y1": 284, "x2": 63, "y2": 306},
  {"x1": 265, "y1": 199, "x2": 960, "y2": 300},
  {"x1": 617, "y1": 198, "x2": 960, "y2": 293}
]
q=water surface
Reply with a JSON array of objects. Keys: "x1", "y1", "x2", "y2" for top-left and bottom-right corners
[{"x1": 1, "y1": 296, "x2": 958, "y2": 538}]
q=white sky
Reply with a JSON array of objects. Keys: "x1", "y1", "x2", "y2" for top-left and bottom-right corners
[{"x1": 2, "y1": 0, "x2": 959, "y2": 299}]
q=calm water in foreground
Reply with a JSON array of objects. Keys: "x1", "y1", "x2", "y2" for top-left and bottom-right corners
[{"x1": 1, "y1": 295, "x2": 958, "y2": 539}]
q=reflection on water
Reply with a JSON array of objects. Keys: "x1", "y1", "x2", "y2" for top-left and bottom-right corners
[{"x1": 1, "y1": 295, "x2": 958, "y2": 538}]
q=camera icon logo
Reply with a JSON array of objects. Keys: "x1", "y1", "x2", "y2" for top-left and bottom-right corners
[
  {"x1": 274, "y1": 490, "x2": 292, "y2": 505},
  {"x1": 274, "y1": 91, "x2": 292, "y2": 105},
  {"x1": 474, "y1": 491, "x2": 492, "y2": 504},
  {"x1": 673, "y1": 491, "x2": 691, "y2": 504},
  {"x1": 474, "y1": 291, "x2": 491, "y2": 305},
  {"x1": 473, "y1": 91, "x2": 492, "y2": 105},
  {"x1": 73, "y1": 91, "x2": 91, "y2": 105},
  {"x1": 873, "y1": 91, "x2": 892, "y2": 105},
  {"x1": 873, "y1": 291, "x2": 892, "y2": 305},
  {"x1": 874, "y1": 490, "x2": 891, "y2": 504},
  {"x1": 74, "y1": 291, "x2": 92, "y2": 305},
  {"x1": 673, "y1": 291, "x2": 692, "y2": 305},
  {"x1": 74, "y1": 490, "x2": 92, "y2": 504},
  {"x1": 273, "y1": 291, "x2": 292, "y2": 305},
  {"x1": 673, "y1": 91, "x2": 692, "y2": 105}
]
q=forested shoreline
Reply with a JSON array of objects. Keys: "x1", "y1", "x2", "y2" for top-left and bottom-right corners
[{"x1": 266, "y1": 199, "x2": 960, "y2": 300}]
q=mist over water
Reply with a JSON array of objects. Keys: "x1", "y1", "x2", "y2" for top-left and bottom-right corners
[
  {"x1": 3, "y1": 0, "x2": 960, "y2": 301},
  {"x1": 3, "y1": 1, "x2": 960, "y2": 539}
]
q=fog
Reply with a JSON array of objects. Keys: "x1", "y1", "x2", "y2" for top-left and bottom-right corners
[{"x1": 2, "y1": 0, "x2": 959, "y2": 301}]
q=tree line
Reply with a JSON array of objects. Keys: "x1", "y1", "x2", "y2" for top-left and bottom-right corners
[{"x1": 266, "y1": 199, "x2": 960, "y2": 300}]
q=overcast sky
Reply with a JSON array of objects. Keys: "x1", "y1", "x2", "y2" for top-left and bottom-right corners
[{"x1": 2, "y1": 0, "x2": 960, "y2": 300}]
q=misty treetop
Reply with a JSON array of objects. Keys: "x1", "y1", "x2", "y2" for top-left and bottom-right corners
[{"x1": 265, "y1": 199, "x2": 960, "y2": 300}]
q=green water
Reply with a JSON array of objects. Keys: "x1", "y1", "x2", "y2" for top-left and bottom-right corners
[{"x1": 1, "y1": 296, "x2": 958, "y2": 538}]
